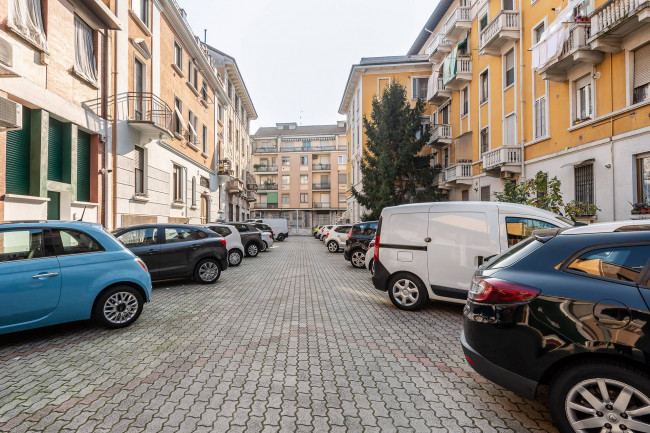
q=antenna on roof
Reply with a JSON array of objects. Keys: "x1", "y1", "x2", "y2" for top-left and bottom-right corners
[
  {"x1": 77, "y1": 206, "x2": 87, "y2": 221},
  {"x1": 204, "y1": 29, "x2": 207, "y2": 44}
]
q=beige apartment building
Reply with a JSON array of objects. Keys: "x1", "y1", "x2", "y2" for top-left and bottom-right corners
[{"x1": 251, "y1": 123, "x2": 347, "y2": 231}]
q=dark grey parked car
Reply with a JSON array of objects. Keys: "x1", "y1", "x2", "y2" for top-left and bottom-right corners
[
  {"x1": 224, "y1": 222, "x2": 264, "y2": 257},
  {"x1": 112, "y1": 224, "x2": 228, "y2": 284}
]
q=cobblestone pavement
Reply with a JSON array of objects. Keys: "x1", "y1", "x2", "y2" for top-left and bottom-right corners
[{"x1": 0, "y1": 236, "x2": 558, "y2": 433}]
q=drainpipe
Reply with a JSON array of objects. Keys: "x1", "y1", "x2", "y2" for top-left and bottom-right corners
[
  {"x1": 610, "y1": 53, "x2": 616, "y2": 221},
  {"x1": 518, "y1": 0, "x2": 526, "y2": 181},
  {"x1": 101, "y1": 26, "x2": 109, "y2": 227},
  {"x1": 111, "y1": 17, "x2": 118, "y2": 230}
]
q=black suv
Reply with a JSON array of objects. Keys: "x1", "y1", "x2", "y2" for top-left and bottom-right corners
[
  {"x1": 112, "y1": 224, "x2": 228, "y2": 284},
  {"x1": 343, "y1": 221, "x2": 378, "y2": 268},
  {"x1": 462, "y1": 222, "x2": 650, "y2": 433},
  {"x1": 224, "y1": 222, "x2": 264, "y2": 257}
]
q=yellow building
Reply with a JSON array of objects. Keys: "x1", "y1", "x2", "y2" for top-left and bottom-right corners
[
  {"x1": 407, "y1": 0, "x2": 650, "y2": 220},
  {"x1": 338, "y1": 56, "x2": 435, "y2": 222}
]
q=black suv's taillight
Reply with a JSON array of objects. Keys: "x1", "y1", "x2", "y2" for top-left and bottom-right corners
[{"x1": 468, "y1": 277, "x2": 540, "y2": 304}]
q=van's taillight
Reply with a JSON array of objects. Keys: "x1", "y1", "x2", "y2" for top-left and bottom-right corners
[
  {"x1": 271, "y1": 230, "x2": 274, "y2": 237},
  {"x1": 468, "y1": 277, "x2": 540, "y2": 304},
  {"x1": 373, "y1": 235, "x2": 380, "y2": 262},
  {"x1": 135, "y1": 258, "x2": 148, "y2": 273}
]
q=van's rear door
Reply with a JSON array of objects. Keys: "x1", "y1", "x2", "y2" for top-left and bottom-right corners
[{"x1": 426, "y1": 210, "x2": 499, "y2": 298}]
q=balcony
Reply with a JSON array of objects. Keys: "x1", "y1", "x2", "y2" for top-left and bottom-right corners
[
  {"x1": 433, "y1": 172, "x2": 447, "y2": 188},
  {"x1": 254, "y1": 165, "x2": 278, "y2": 173},
  {"x1": 428, "y1": 124, "x2": 453, "y2": 148},
  {"x1": 246, "y1": 190, "x2": 257, "y2": 202},
  {"x1": 258, "y1": 182, "x2": 278, "y2": 191},
  {"x1": 312, "y1": 163, "x2": 331, "y2": 171},
  {"x1": 443, "y1": 55, "x2": 472, "y2": 90},
  {"x1": 280, "y1": 144, "x2": 337, "y2": 152},
  {"x1": 589, "y1": 0, "x2": 650, "y2": 52},
  {"x1": 255, "y1": 203, "x2": 278, "y2": 209},
  {"x1": 482, "y1": 145, "x2": 522, "y2": 176},
  {"x1": 426, "y1": 34, "x2": 453, "y2": 63},
  {"x1": 226, "y1": 179, "x2": 244, "y2": 194},
  {"x1": 313, "y1": 202, "x2": 331, "y2": 209},
  {"x1": 444, "y1": 163, "x2": 473, "y2": 185},
  {"x1": 539, "y1": 23, "x2": 604, "y2": 81},
  {"x1": 85, "y1": 92, "x2": 173, "y2": 138},
  {"x1": 479, "y1": 11, "x2": 521, "y2": 56},
  {"x1": 253, "y1": 146, "x2": 279, "y2": 154},
  {"x1": 313, "y1": 183, "x2": 331, "y2": 190},
  {"x1": 445, "y1": 2, "x2": 473, "y2": 42},
  {"x1": 427, "y1": 76, "x2": 452, "y2": 105}
]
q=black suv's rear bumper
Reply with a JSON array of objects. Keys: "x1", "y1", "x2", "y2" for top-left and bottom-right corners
[{"x1": 461, "y1": 331, "x2": 537, "y2": 400}]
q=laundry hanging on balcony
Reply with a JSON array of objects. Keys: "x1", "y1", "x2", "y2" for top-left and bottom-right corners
[
  {"x1": 531, "y1": 0, "x2": 583, "y2": 69},
  {"x1": 442, "y1": 46, "x2": 458, "y2": 86}
]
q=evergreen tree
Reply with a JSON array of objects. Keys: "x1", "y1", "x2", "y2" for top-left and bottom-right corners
[{"x1": 351, "y1": 82, "x2": 444, "y2": 220}]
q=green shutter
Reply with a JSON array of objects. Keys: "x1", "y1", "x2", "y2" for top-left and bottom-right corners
[
  {"x1": 77, "y1": 130, "x2": 91, "y2": 202},
  {"x1": 48, "y1": 117, "x2": 64, "y2": 182},
  {"x1": 47, "y1": 191, "x2": 60, "y2": 220},
  {"x1": 267, "y1": 192, "x2": 278, "y2": 204},
  {"x1": 6, "y1": 107, "x2": 31, "y2": 195}
]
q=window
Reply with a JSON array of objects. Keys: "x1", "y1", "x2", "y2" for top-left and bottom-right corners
[
  {"x1": 300, "y1": 174, "x2": 308, "y2": 184},
  {"x1": 132, "y1": 0, "x2": 149, "y2": 27},
  {"x1": 443, "y1": 148, "x2": 449, "y2": 167},
  {"x1": 200, "y1": 176, "x2": 209, "y2": 188},
  {"x1": 504, "y1": 50, "x2": 515, "y2": 88},
  {"x1": 534, "y1": 23, "x2": 545, "y2": 44},
  {"x1": 134, "y1": 146, "x2": 145, "y2": 195},
  {"x1": 461, "y1": 86, "x2": 469, "y2": 117},
  {"x1": 210, "y1": 226, "x2": 232, "y2": 237},
  {"x1": 302, "y1": 140, "x2": 311, "y2": 149},
  {"x1": 227, "y1": 81, "x2": 233, "y2": 100},
  {"x1": 174, "y1": 42, "x2": 183, "y2": 70},
  {"x1": 74, "y1": 16, "x2": 98, "y2": 84},
  {"x1": 201, "y1": 82, "x2": 208, "y2": 103},
  {"x1": 412, "y1": 77, "x2": 428, "y2": 100},
  {"x1": 480, "y1": 127, "x2": 489, "y2": 155},
  {"x1": 481, "y1": 186, "x2": 491, "y2": 201},
  {"x1": 504, "y1": 114, "x2": 516, "y2": 146},
  {"x1": 479, "y1": 14, "x2": 488, "y2": 31},
  {"x1": 191, "y1": 177, "x2": 197, "y2": 206},
  {"x1": 282, "y1": 156, "x2": 290, "y2": 166},
  {"x1": 574, "y1": 75, "x2": 593, "y2": 121},
  {"x1": 534, "y1": 96, "x2": 547, "y2": 138},
  {"x1": 439, "y1": 104, "x2": 450, "y2": 124},
  {"x1": 217, "y1": 104, "x2": 224, "y2": 123},
  {"x1": 282, "y1": 194, "x2": 290, "y2": 204},
  {"x1": 9, "y1": 0, "x2": 47, "y2": 51},
  {"x1": 173, "y1": 164, "x2": 183, "y2": 202},
  {"x1": 174, "y1": 98, "x2": 183, "y2": 135},
  {"x1": 480, "y1": 70, "x2": 489, "y2": 103},
  {"x1": 503, "y1": 0, "x2": 515, "y2": 10},
  {"x1": 164, "y1": 227, "x2": 197, "y2": 244},
  {"x1": 0, "y1": 229, "x2": 48, "y2": 262},
  {"x1": 188, "y1": 110, "x2": 198, "y2": 145},
  {"x1": 633, "y1": 43, "x2": 650, "y2": 104},
  {"x1": 338, "y1": 173, "x2": 347, "y2": 184},
  {"x1": 117, "y1": 227, "x2": 158, "y2": 247},
  {"x1": 228, "y1": 120, "x2": 233, "y2": 142},
  {"x1": 505, "y1": 217, "x2": 557, "y2": 246},
  {"x1": 338, "y1": 155, "x2": 346, "y2": 164},
  {"x1": 202, "y1": 125, "x2": 208, "y2": 153},
  {"x1": 134, "y1": 58, "x2": 145, "y2": 119},
  {"x1": 567, "y1": 245, "x2": 650, "y2": 282},
  {"x1": 282, "y1": 175, "x2": 290, "y2": 185},
  {"x1": 458, "y1": 38, "x2": 469, "y2": 55},
  {"x1": 55, "y1": 229, "x2": 103, "y2": 255},
  {"x1": 300, "y1": 193, "x2": 308, "y2": 203},
  {"x1": 299, "y1": 156, "x2": 309, "y2": 166},
  {"x1": 575, "y1": 164, "x2": 594, "y2": 206},
  {"x1": 637, "y1": 155, "x2": 650, "y2": 203}
]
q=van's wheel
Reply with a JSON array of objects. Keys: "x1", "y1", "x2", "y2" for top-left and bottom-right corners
[
  {"x1": 94, "y1": 285, "x2": 144, "y2": 329},
  {"x1": 327, "y1": 241, "x2": 339, "y2": 253},
  {"x1": 350, "y1": 249, "x2": 366, "y2": 268},
  {"x1": 549, "y1": 361, "x2": 650, "y2": 433},
  {"x1": 277, "y1": 234, "x2": 285, "y2": 241},
  {"x1": 228, "y1": 249, "x2": 243, "y2": 267},
  {"x1": 194, "y1": 258, "x2": 221, "y2": 284},
  {"x1": 387, "y1": 274, "x2": 428, "y2": 311},
  {"x1": 246, "y1": 242, "x2": 259, "y2": 257},
  {"x1": 261, "y1": 241, "x2": 268, "y2": 252}
]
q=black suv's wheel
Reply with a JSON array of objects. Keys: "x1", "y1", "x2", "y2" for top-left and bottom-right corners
[
  {"x1": 549, "y1": 361, "x2": 650, "y2": 433},
  {"x1": 246, "y1": 242, "x2": 259, "y2": 257},
  {"x1": 228, "y1": 249, "x2": 243, "y2": 267},
  {"x1": 327, "y1": 240, "x2": 339, "y2": 253},
  {"x1": 387, "y1": 273, "x2": 428, "y2": 311},
  {"x1": 194, "y1": 258, "x2": 221, "y2": 284},
  {"x1": 261, "y1": 241, "x2": 268, "y2": 252},
  {"x1": 94, "y1": 285, "x2": 144, "y2": 329},
  {"x1": 350, "y1": 249, "x2": 366, "y2": 268}
]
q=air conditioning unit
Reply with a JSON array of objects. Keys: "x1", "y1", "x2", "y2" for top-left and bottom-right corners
[
  {"x1": 0, "y1": 36, "x2": 18, "y2": 77},
  {"x1": 0, "y1": 97, "x2": 22, "y2": 130}
]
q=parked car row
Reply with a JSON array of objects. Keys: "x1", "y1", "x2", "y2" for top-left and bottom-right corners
[{"x1": 0, "y1": 219, "x2": 280, "y2": 336}]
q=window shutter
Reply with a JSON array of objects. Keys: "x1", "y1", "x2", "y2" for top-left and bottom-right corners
[
  {"x1": 134, "y1": 146, "x2": 144, "y2": 171},
  {"x1": 6, "y1": 107, "x2": 31, "y2": 195},
  {"x1": 48, "y1": 117, "x2": 65, "y2": 182},
  {"x1": 504, "y1": 115, "x2": 516, "y2": 146},
  {"x1": 634, "y1": 43, "x2": 650, "y2": 88},
  {"x1": 77, "y1": 130, "x2": 91, "y2": 202}
]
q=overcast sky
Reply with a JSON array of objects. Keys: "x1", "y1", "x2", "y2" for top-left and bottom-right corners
[{"x1": 181, "y1": 0, "x2": 435, "y2": 134}]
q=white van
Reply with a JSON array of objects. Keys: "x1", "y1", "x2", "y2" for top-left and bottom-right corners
[
  {"x1": 246, "y1": 218, "x2": 289, "y2": 241},
  {"x1": 372, "y1": 202, "x2": 574, "y2": 310}
]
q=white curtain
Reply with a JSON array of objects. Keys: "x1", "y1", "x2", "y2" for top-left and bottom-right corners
[
  {"x1": 9, "y1": 0, "x2": 48, "y2": 51},
  {"x1": 74, "y1": 16, "x2": 98, "y2": 84}
]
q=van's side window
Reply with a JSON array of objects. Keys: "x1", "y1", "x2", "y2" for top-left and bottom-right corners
[
  {"x1": 505, "y1": 217, "x2": 557, "y2": 246},
  {"x1": 0, "y1": 229, "x2": 49, "y2": 262}
]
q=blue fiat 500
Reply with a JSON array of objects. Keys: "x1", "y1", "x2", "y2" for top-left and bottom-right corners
[{"x1": 0, "y1": 221, "x2": 152, "y2": 335}]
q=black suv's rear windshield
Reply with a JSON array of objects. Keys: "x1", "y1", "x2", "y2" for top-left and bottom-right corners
[{"x1": 486, "y1": 237, "x2": 543, "y2": 270}]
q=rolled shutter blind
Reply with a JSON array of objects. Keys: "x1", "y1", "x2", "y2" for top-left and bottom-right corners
[
  {"x1": 634, "y1": 43, "x2": 650, "y2": 88},
  {"x1": 6, "y1": 107, "x2": 31, "y2": 195},
  {"x1": 575, "y1": 74, "x2": 591, "y2": 90},
  {"x1": 77, "y1": 130, "x2": 91, "y2": 202},
  {"x1": 48, "y1": 117, "x2": 65, "y2": 182}
]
